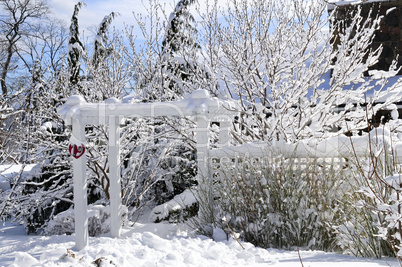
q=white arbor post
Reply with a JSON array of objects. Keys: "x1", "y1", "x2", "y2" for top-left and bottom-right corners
[
  {"x1": 71, "y1": 118, "x2": 88, "y2": 250},
  {"x1": 195, "y1": 114, "x2": 209, "y2": 179},
  {"x1": 218, "y1": 116, "x2": 231, "y2": 147},
  {"x1": 195, "y1": 113, "x2": 215, "y2": 224},
  {"x1": 109, "y1": 115, "x2": 122, "y2": 238}
]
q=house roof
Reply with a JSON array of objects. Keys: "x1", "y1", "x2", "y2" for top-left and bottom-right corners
[{"x1": 328, "y1": 0, "x2": 391, "y2": 11}]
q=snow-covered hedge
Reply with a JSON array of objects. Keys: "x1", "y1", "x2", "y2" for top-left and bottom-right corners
[{"x1": 45, "y1": 204, "x2": 128, "y2": 236}]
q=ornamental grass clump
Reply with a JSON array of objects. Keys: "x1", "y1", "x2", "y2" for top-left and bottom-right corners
[
  {"x1": 196, "y1": 153, "x2": 352, "y2": 251},
  {"x1": 335, "y1": 129, "x2": 402, "y2": 259}
]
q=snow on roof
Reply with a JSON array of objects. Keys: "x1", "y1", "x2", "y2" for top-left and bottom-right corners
[{"x1": 328, "y1": 0, "x2": 390, "y2": 10}]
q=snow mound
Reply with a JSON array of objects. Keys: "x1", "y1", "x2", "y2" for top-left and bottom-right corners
[{"x1": 0, "y1": 221, "x2": 399, "y2": 266}]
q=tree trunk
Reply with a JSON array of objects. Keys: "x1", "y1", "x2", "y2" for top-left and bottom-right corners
[{"x1": 1, "y1": 30, "x2": 19, "y2": 95}]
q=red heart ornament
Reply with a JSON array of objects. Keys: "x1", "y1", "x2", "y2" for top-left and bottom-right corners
[{"x1": 69, "y1": 144, "x2": 86, "y2": 159}]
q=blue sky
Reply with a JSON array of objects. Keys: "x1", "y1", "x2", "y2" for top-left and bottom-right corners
[
  {"x1": 49, "y1": 0, "x2": 227, "y2": 35},
  {"x1": 49, "y1": 0, "x2": 166, "y2": 32}
]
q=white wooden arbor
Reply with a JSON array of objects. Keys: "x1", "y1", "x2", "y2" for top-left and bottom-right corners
[{"x1": 57, "y1": 89, "x2": 236, "y2": 250}]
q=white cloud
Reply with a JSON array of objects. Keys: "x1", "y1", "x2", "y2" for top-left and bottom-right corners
[
  {"x1": 48, "y1": 0, "x2": 78, "y2": 25},
  {"x1": 49, "y1": 0, "x2": 229, "y2": 33},
  {"x1": 48, "y1": 0, "x2": 178, "y2": 33}
]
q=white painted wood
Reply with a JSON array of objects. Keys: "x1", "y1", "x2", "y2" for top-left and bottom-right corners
[
  {"x1": 195, "y1": 114, "x2": 209, "y2": 179},
  {"x1": 72, "y1": 118, "x2": 88, "y2": 251},
  {"x1": 194, "y1": 114, "x2": 213, "y2": 223},
  {"x1": 218, "y1": 117, "x2": 231, "y2": 147},
  {"x1": 109, "y1": 115, "x2": 122, "y2": 238},
  {"x1": 58, "y1": 90, "x2": 237, "y2": 126}
]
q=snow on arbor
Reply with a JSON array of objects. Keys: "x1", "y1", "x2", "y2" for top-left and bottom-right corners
[{"x1": 57, "y1": 89, "x2": 237, "y2": 250}]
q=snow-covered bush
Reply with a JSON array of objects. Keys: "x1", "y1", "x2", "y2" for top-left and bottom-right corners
[
  {"x1": 149, "y1": 188, "x2": 198, "y2": 223},
  {"x1": 332, "y1": 158, "x2": 393, "y2": 258},
  {"x1": 16, "y1": 152, "x2": 73, "y2": 234},
  {"x1": 195, "y1": 153, "x2": 352, "y2": 250},
  {"x1": 335, "y1": 127, "x2": 402, "y2": 258},
  {"x1": 45, "y1": 204, "x2": 128, "y2": 236},
  {"x1": 118, "y1": 115, "x2": 198, "y2": 220},
  {"x1": 194, "y1": 138, "x2": 396, "y2": 256}
]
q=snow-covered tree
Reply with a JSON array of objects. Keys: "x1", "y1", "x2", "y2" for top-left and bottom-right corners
[
  {"x1": 92, "y1": 12, "x2": 118, "y2": 70},
  {"x1": 0, "y1": 0, "x2": 49, "y2": 95},
  {"x1": 137, "y1": 0, "x2": 208, "y2": 101},
  {"x1": 198, "y1": 0, "x2": 400, "y2": 143},
  {"x1": 68, "y1": 2, "x2": 85, "y2": 89},
  {"x1": 122, "y1": 0, "x2": 200, "y2": 211},
  {"x1": 162, "y1": 0, "x2": 198, "y2": 54},
  {"x1": 83, "y1": 13, "x2": 131, "y2": 101}
]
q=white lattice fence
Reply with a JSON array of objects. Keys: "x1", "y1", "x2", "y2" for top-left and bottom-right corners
[
  {"x1": 209, "y1": 147, "x2": 350, "y2": 183},
  {"x1": 206, "y1": 126, "x2": 402, "y2": 184}
]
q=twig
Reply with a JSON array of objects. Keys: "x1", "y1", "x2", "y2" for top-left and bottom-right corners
[
  {"x1": 0, "y1": 164, "x2": 26, "y2": 218},
  {"x1": 297, "y1": 243, "x2": 305, "y2": 267},
  {"x1": 223, "y1": 216, "x2": 245, "y2": 250}
]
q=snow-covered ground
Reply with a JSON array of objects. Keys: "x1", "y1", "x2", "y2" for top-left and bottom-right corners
[{"x1": 0, "y1": 220, "x2": 399, "y2": 267}]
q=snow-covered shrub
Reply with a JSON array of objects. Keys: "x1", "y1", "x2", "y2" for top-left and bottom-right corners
[
  {"x1": 149, "y1": 188, "x2": 198, "y2": 223},
  {"x1": 120, "y1": 116, "x2": 197, "y2": 219},
  {"x1": 332, "y1": 158, "x2": 393, "y2": 258},
  {"x1": 375, "y1": 174, "x2": 402, "y2": 259},
  {"x1": 195, "y1": 153, "x2": 351, "y2": 250},
  {"x1": 194, "y1": 128, "x2": 402, "y2": 256},
  {"x1": 335, "y1": 127, "x2": 402, "y2": 258},
  {"x1": 17, "y1": 152, "x2": 73, "y2": 234},
  {"x1": 45, "y1": 204, "x2": 128, "y2": 236}
]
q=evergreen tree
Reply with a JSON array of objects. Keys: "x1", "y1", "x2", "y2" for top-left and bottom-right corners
[
  {"x1": 143, "y1": 0, "x2": 202, "y2": 101},
  {"x1": 68, "y1": 2, "x2": 85, "y2": 89},
  {"x1": 162, "y1": 0, "x2": 199, "y2": 54},
  {"x1": 92, "y1": 12, "x2": 118, "y2": 70}
]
